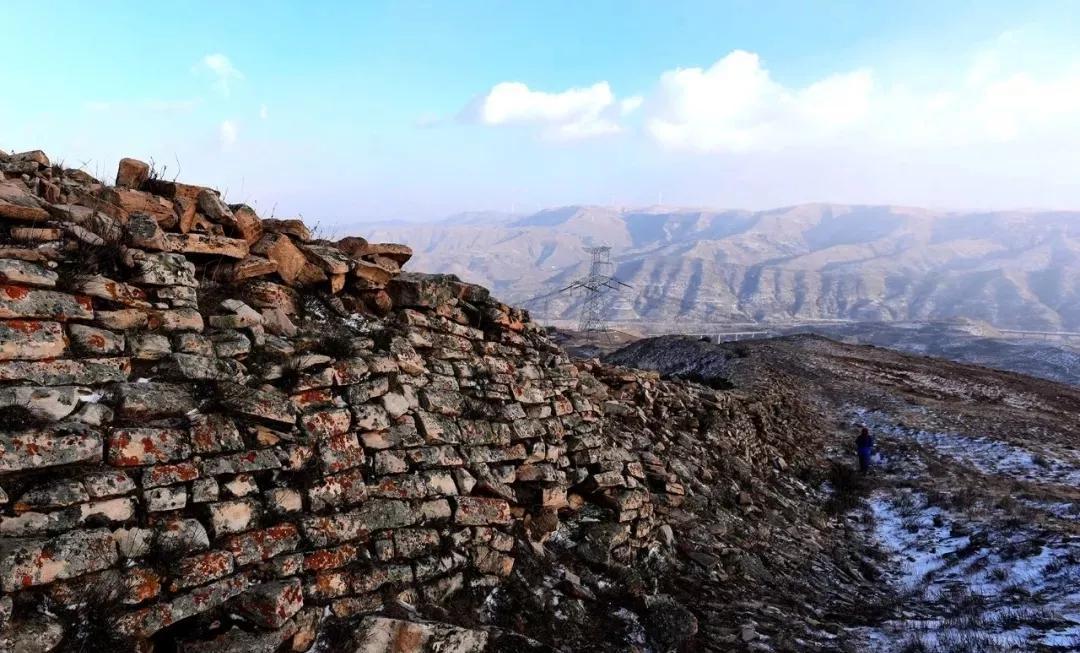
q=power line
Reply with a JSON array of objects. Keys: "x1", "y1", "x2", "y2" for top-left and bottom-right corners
[{"x1": 559, "y1": 246, "x2": 631, "y2": 332}]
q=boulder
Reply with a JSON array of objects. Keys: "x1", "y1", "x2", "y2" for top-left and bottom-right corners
[
  {"x1": 266, "y1": 235, "x2": 325, "y2": 287},
  {"x1": 227, "y1": 204, "x2": 264, "y2": 244},
  {"x1": 0, "y1": 181, "x2": 49, "y2": 222},
  {"x1": 116, "y1": 158, "x2": 150, "y2": 189},
  {"x1": 230, "y1": 255, "x2": 278, "y2": 281},
  {"x1": 99, "y1": 187, "x2": 177, "y2": 227},
  {"x1": 262, "y1": 219, "x2": 311, "y2": 241}
]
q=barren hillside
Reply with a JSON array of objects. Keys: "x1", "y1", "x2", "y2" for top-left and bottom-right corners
[
  {"x1": 609, "y1": 334, "x2": 1080, "y2": 651},
  {"x1": 365, "y1": 204, "x2": 1080, "y2": 330}
]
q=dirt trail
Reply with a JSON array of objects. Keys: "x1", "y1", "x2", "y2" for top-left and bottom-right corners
[
  {"x1": 846, "y1": 407, "x2": 1080, "y2": 652},
  {"x1": 605, "y1": 334, "x2": 1080, "y2": 652}
]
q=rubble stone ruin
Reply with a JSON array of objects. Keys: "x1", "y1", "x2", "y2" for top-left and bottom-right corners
[{"x1": 0, "y1": 149, "x2": 822, "y2": 652}]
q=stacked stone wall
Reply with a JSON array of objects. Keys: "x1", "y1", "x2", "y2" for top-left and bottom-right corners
[{"x1": 0, "y1": 150, "x2": 674, "y2": 651}]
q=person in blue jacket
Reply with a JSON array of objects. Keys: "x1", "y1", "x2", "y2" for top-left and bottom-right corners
[{"x1": 855, "y1": 426, "x2": 874, "y2": 473}]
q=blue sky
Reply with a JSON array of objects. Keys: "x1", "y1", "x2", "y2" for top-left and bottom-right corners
[{"x1": 3, "y1": 1, "x2": 1080, "y2": 225}]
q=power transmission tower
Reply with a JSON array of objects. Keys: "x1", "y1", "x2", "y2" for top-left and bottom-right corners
[{"x1": 560, "y1": 246, "x2": 631, "y2": 332}]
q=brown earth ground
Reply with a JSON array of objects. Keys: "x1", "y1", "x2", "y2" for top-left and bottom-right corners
[{"x1": 606, "y1": 334, "x2": 1080, "y2": 652}]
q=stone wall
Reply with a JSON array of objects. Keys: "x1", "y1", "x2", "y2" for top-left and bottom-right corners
[{"x1": 0, "y1": 151, "x2": 692, "y2": 651}]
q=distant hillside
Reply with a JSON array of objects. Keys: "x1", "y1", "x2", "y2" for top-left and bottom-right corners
[{"x1": 363, "y1": 204, "x2": 1080, "y2": 331}]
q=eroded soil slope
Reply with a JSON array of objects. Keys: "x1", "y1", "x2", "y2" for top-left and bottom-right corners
[{"x1": 608, "y1": 335, "x2": 1080, "y2": 651}]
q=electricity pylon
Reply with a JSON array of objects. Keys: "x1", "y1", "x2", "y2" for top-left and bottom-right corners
[{"x1": 560, "y1": 246, "x2": 631, "y2": 332}]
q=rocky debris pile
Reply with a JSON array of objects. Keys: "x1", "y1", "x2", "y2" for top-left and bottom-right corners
[
  {"x1": 0, "y1": 150, "x2": 726, "y2": 652},
  {"x1": 1, "y1": 151, "x2": 409, "y2": 312}
]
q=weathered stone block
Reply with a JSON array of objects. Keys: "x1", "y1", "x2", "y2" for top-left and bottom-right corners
[
  {"x1": 72, "y1": 274, "x2": 150, "y2": 307},
  {"x1": 107, "y1": 427, "x2": 189, "y2": 466},
  {"x1": 115, "y1": 382, "x2": 196, "y2": 419},
  {"x1": 352, "y1": 403, "x2": 390, "y2": 431},
  {"x1": 191, "y1": 478, "x2": 220, "y2": 503},
  {"x1": 301, "y1": 499, "x2": 421, "y2": 547},
  {"x1": 222, "y1": 523, "x2": 300, "y2": 566},
  {"x1": 206, "y1": 499, "x2": 260, "y2": 538},
  {"x1": 394, "y1": 528, "x2": 441, "y2": 559},
  {"x1": 370, "y1": 471, "x2": 457, "y2": 499},
  {"x1": 190, "y1": 413, "x2": 245, "y2": 454},
  {"x1": 129, "y1": 252, "x2": 196, "y2": 287},
  {"x1": 264, "y1": 488, "x2": 302, "y2": 514},
  {"x1": 171, "y1": 550, "x2": 234, "y2": 591},
  {"x1": 115, "y1": 157, "x2": 150, "y2": 188},
  {"x1": 406, "y1": 445, "x2": 466, "y2": 469},
  {"x1": 0, "y1": 285, "x2": 92, "y2": 320},
  {"x1": 0, "y1": 425, "x2": 102, "y2": 472},
  {"x1": 146, "y1": 485, "x2": 188, "y2": 512},
  {"x1": 352, "y1": 616, "x2": 488, "y2": 653},
  {"x1": 0, "y1": 528, "x2": 117, "y2": 591},
  {"x1": 154, "y1": 518, "x2": 211, "y2": 555},
  {"x1": 218, "y1": 383, "x2": 295, "y2": 425},
  {"x1": 235, "y1": 578, "x2": 303, "y2": 629},
  {"x1": 68, "y1": 323, "x2": 124, "y2": 355},
  {"x1": 373, "y1": 450, "x2": 409, "y2": 475},
  {"x1": 307, "y1": 468, "x2": 367, "y2": 511},
  {"x1": 454, "y1": 497, "x2": 511, "y2": 526},
  {"x1": 0, "y1": 385, "x2": 82, "y2": 421},
  {"x1": 266, "y1": 235, "x2": 325, "y2": 286},
  {"x1": 199, "y1": 449, "x2": 281, "y2": 476},
  {"x1": 300, "y1": 407, "x2": 351, "y2": 439},
  {"x1": 118, "y1": 573, "x2": 251, "y2": 638},
  {"x1": 317, "y1": 433, "x2": 366, "y2": 475},
  {"x1": 0, "y1": 357, "x2": 130, "y2": 385},
  {"x1": 82, "y1": 470, "x2": 135, "y2": 498},
  {"x1": 14, "y1": 479, "x2": 88, "y2": 511},
  {"x1": 0, "y1": 259, "x2": 57, "y2": 287},
  {"x1": 142, "y1": 462, "x2": 199, "y2": 489},
  {"x1": 0, "y1": 320, "x2": 66, "y2": 360},
  {"x1": 162, "y1": 353, "x2": 243, "y2": 382},
  {"x1": 222, "y1": 475, "x2": 259, "y2": 498},
  {"x1": 128, "y1": 333, "x2": 172, "y2": 360}
]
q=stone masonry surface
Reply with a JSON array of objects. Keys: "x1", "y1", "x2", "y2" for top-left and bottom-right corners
[{"x1": 0, "y1": 149, "x2": 832, "y2": 652}]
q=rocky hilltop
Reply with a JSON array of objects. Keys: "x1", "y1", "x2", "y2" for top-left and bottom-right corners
[
  {"x1": 0, "y1": 150, "x2": 873, "y2": 652},
  {"x1": 365, "y1": 204, "x2": 1080, "y2": 331}
]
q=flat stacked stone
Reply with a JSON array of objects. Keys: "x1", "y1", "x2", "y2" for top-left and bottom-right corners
[{"x1": 0, "y1": 151, "x2": 707, "y2": 652}]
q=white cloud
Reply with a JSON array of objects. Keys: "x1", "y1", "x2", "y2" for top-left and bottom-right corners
[
  {"x1": 466, "y1": 43, "x2": 1080, "y2": 166},
  {"x1": 645, "y1": 49, "x2": 1080, "y2": 153},
  {"x1": 259, "y1": 104, "x2": 269, "y2": 120},
  {"x1": 198, "y1": 54, "x2": 243, "y2": 96},
  {"x1": 474, "y1": 81, "x2": 622, "y2": 139},
  {"x1": 646, "y1": 51, "x2": 874, "y2": 152},
  {"x1": 620, "y1": 96, "x2": 644, "y2": 115},
  {"x1": 219, "y1": 120, "x2": 238, "y2": 149}
]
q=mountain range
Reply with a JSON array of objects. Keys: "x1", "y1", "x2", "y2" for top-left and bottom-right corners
[{"x1": 362, "y1": 203, "x2": 1080, "y2": 331}]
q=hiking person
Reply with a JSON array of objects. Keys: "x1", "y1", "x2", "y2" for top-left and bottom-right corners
[{"x1": 855, "y1": 426, "x2": 874, "y2": 473}]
